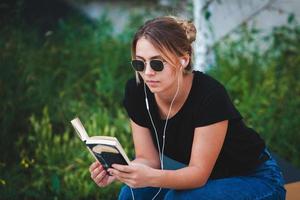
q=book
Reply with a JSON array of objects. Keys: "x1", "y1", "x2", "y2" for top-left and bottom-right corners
[{"x1": 70, "y1": 117, "x2": 130, "y2": 171}]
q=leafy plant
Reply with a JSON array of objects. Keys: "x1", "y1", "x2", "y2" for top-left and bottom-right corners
[
  {"x1": 209, "y1": 23, "x2": 300, "y2": 167},
  {"x1": 0, "y1": 12, "x2": 137, "y2": 199}
]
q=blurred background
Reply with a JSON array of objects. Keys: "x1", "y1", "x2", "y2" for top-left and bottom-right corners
[{"x1": 0, "y1": 0, "x2": 299, "y2": 199}]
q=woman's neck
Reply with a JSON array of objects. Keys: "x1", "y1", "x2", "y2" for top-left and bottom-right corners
[{"x1": 154, "y1": 72, "x2": 194, "y2": 118}]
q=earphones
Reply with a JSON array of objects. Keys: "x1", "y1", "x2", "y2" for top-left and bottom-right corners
[
  {"x1": 129, "y1": 62, "x2": 182, "y2": 200},
  {"x1": 180, "y1": 59, "x2": 185, "y2": 66},
  {"x1": 144, "y1": 70, "x2": 180, "y2": 200}
]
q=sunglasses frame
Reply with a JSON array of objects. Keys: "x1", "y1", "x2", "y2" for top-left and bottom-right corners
[{"x1": 131, "y1": 59, "x2": 166, "y2": 72}]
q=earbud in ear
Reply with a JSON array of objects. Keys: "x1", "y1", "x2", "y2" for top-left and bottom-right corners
[{"x1": 180, "y1": 59, "x2": 185, "y2": 66}]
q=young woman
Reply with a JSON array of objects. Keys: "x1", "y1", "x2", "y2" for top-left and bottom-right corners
[{"x1": 89, "y1": 16, "x2": 286, "y2": 200}]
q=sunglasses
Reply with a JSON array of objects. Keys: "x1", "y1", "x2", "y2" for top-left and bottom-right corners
[{"x1": 131, "y1": 59, "x2": 165, "y2": 72}]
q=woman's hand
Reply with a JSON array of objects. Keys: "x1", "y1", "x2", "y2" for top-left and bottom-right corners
[
  {"x1": 89, "y1": 161, "x2": 116, "y2": 187},
  {"x1": 107, "y1": 163, "x2": 157, "y2": 188}
]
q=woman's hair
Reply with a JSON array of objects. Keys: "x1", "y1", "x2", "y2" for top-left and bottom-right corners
[{"x1": 131, "y1": 16, "x2": 196, "y2": 75}]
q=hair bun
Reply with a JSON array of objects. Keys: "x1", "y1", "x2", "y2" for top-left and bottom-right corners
[
  {"x1": 169, "y1": 16, "x2": 197, "y2": 43},
  {"x1": 180, "y1": 20, "x2": 197, "y2": 43}
]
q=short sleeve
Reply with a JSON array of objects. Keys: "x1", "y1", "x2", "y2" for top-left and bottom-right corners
[
  {"x1": 193, "y1": 86, "x2": 242, "y2": 127},
  {"x1": 122, "y1": 79, "x2": 149, "y2": 127}
]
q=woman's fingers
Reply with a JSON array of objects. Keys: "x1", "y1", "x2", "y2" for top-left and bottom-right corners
[
  {"x1": 90, "y1": 164, "x2": 104, "y2": 179},
  {"x1": 112, "y1": 164, "x2": 133, "y2": 173},
  {"x1": 95, "y1": 170, "x2": 107, "y2": 184},
  {"x1": 89, "y1": 161, "x2": 100, "y2": 173},
  {"x1": 89, "y1": 162, "x2": 116, "y2": 187},
  {"x1": 97, "y1": 173, "x2": 116, "y2": 187},
  {"x1": 108, "y1": 168, "x2": 132, "y2": 180}
]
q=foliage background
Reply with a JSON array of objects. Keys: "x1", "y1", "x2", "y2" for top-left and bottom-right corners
[{"x1": 0, "y1": 1, "x2": 299, "y2": 199}]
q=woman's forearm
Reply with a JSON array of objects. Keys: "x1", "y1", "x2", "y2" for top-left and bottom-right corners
[
  {"x1": 131, "y1": 157, "x2": 161, "y2": 169},
  {"x1": 150, "y1": 166, "x2": 207, "y2": 189}
]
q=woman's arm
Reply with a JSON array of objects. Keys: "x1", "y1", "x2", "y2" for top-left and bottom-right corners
[
  {"x1": 109, "y1": 120, "x2": 228, "y2": 189},
  {"x1": 129, "y1": 119, "x2": 161, "y2": 169},
  {"x1": 152, "y1": 120, "x2": 228, "y2": 189}
]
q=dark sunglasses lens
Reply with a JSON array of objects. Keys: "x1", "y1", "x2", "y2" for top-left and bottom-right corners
[
  {"x1": 131, "y1": 60, "x2": 145, "y2": 71},
  {"x1": 150, "y1": 60, "x2": 164, "y2": 71}
]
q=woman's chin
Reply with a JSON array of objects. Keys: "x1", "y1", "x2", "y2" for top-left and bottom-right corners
[{"x1": 147, "y1": 86, "x2": 162, "y2": 94}]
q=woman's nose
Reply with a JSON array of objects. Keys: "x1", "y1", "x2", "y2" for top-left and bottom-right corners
[{"x1": 144, "y1": 62, "x2": 155, "y2": 75}]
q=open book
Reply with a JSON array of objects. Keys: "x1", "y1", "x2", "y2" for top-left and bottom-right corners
[{"x1": 70, "y1": 117, "x2": 130, "y2": 171}]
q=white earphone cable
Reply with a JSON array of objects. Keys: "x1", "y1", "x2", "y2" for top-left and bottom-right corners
[
  {"x1": 129, "y1": 69, "x2": 181, "y2": 200},
  {"x1": 161, "y1": 75, "x2": 180, "y2": 169},
  {"x1": 139, "y1": 72, "x2": 180, "y2": 200}
]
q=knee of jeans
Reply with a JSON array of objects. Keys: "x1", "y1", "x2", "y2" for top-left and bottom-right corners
[
  {"x1": 118, "y1": 185, "x2": 132, "y2": 200},
  {"x1": 164, "y1": 190, "x2": 191, "y2": 200},
  {"x1": 164, "y1": 190, "x2": 178, "y2": 200},
  {"x1": 165, "y1": 187, "x2": 217, "y2": 200}
]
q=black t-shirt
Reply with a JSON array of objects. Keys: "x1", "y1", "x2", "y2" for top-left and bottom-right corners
[{"x1": 123, "y1": 71, "x2": 265, "y2": 179}]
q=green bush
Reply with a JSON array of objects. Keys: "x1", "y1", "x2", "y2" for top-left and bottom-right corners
[
  {"x1": 0, "y1": 13, "x2": 140, "y2": 199},
  {"x1": 0, "y1": 14, "x2": 133, "y2": 159},
  {"x1": 1, "y1": 106, "x2": 133, "y2": 199},
  {"x1": 209, "y1": 24, "x2": 300, "y2": 167}
]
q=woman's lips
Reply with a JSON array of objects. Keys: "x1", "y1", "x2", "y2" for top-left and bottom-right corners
[{"x1": 146, "y1": 80, "x2": 159, "y2": 87}]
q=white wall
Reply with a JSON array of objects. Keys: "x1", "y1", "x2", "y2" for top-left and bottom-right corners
[{"x1": 206, "y1": 0, "x2": 300, "y2": 43}]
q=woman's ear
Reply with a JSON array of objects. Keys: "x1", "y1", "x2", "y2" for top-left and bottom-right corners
[
  {"x1": 180, "y1": 59, "x2": 185, "y2": 66},
  {"x1": 180, "y1": 55, "x2": 190, "y2": 69}
]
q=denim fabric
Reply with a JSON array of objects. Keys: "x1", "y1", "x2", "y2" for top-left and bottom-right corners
[{"x1": 118, "y1": 149, "x2": 286, "y2": 200}]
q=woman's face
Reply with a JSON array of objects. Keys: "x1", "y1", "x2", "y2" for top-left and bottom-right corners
[{"x1": 135, "y1": 37, "x2": 179, "y2": 94}]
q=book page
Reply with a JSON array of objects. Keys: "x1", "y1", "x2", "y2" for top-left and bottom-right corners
[
  {"x1": 92, "y1": 145, "x2": 119, "y2": 154},
  {"x1": 114, "y1": 143, "x2": 131, "y2": 164},
  {"x1": 91, "y1": 136, "x2": 118, "y2": 141},
  {"x1": 70, "y1": 117, "x2": 89, "y2": 141}
]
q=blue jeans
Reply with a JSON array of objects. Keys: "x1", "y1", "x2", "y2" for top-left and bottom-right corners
[{"x1": 118, "y1": 149, "x2": 286, "y2": 200}]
